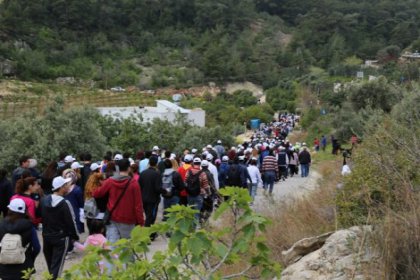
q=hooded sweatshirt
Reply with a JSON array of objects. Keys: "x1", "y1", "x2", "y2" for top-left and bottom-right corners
[
  {"x1": 93, "y1": 175, "x2": 144, "y2": 226},
  {"x1": 40, "y1": 194, "x2": 79, "y2": 241}
]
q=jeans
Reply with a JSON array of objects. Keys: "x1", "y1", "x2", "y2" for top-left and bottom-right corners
[
  {"x1": 188, "y1": 195, "x2": 204, "y2": 225},
  {"x1": 301, "y1": 163, "x2": 310, "y2": 177},
  {"x1": 249, "y1": 182, "x2": 258, "y2": 201},
  {"x1": 163, "y1": 196, "x2": 180, "y2": 221},
  {"x1": 106, "y1": 221, "x2": 135, "y2": 244},
  {"x1": 263, "y1": 171, "x2": 276, "y2": 193}
]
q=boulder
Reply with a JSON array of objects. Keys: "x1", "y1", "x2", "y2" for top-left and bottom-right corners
[
  {"x1": 282, "y1": 231, "x2": 334, "y2": 265},
  {"x1": 0, "y1": 59, "x2": 17, "y2": 76},
  {"x1": 281, "y1": 226, "x2": 379, "y2": 280}
]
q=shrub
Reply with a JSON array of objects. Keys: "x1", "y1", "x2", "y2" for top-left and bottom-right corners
[{"x1": 61, "y1": 187, "x2": 281, "y2": 279}]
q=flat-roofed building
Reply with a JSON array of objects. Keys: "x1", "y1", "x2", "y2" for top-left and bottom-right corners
[{"x1": 97, "y1": 100, "x2": 205, "y2": 127}]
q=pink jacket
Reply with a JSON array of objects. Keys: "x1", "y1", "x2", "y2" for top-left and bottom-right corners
[
  {"x1": 74, "y1": 234, "x2": 107, "y2": 250},
  {"x1": 11, "y1": 194, "x2": 41, "y2": 226}
]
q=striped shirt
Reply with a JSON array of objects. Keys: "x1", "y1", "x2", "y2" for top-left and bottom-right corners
[{"x1": 261, "y1": 155, "x2": 279, "y2": 178}]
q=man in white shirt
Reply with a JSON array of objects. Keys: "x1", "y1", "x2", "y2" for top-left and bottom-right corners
[
  {"x1": 206, "y1": 154, "x2": 219, "y2": 189},
  {"x1": 247, "y1": 157, "x2": 263, "y2": 203}
]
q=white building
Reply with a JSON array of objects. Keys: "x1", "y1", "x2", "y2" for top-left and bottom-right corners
[{"x1": 97, "y1": 100, "x2": 206, "y2": 127}]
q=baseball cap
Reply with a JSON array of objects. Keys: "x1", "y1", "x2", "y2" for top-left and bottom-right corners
[
  {"x1": 90, "y1": 163, "x2": 100, "y2": 171},
  {"x1": 206, "y1": 144, "x2": 213, "y2": 149},
  {"x1": 71, "y1": 162, "x2": 83, "y2": 169},
  {"x1": 201, "y1": 160, "x2": 209, "y2": 167},
  {"x1": 153, "y1": 146, "x2": 159, "y2": 151},
  {"x1": 238, "y1": 155, "x2": 245, "y2": 161},
  {"x1": 64, "y1": 155, "x2": 76, "y2": 163},
  {"x1": 193, "y1": 157, "x2": 202, "y2": 164},
  {"x1": 8, "y1": 198, "x2": 26, "y2": 214},
  {"x1": 217, "y1": 140, "x2": 222, "y2": 144},
  {"x1": 222, "y1": 155, "x2": 229, "y2": 162},
  {"x1": 52, "y1": 176, "x2": 72, "y2": 191},
  {"x1": 114, "y1": 154, "x2": 123, "y2": 161},
  {"x1": 191, "y1": 148, "x2": 198, "y2": 154},
  {"x1": 206, "y1": 154, "x2": 214, "y2": 161},
  {"x1": 184, "y1": 154, "x2": 193, "y2": 163}
]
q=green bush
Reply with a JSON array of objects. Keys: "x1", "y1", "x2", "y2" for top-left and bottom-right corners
[{"x1": 61, "y1": 187, "x2": 281, "y2": 279}]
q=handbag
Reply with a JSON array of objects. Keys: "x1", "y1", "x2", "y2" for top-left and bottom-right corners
[{"x1": 103, "y1": 179, "x2": 131, "y2": 225}]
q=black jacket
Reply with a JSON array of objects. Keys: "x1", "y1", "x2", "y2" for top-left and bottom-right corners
[
  {"x1": 298, "y1": 150, "x2": 311, "y2": 164},
  {"x1": 0, "y1": 178, "x2": 13, "y2": 214},
  {"x1": 0, "y1": 217, "x2": 39, "y2": 279},
  {"x1": 40, "y1": 195, "x2": 79, "y2": 241},
  {"x1": 139, "y1": 167, "x2": 162, "y2": 204}
]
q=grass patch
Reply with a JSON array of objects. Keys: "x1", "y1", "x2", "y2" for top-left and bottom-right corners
[{"x1": 261, "y1": 159, "x2": 341, "y2": 265}]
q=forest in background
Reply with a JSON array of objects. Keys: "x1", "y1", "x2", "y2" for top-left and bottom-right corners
[{"x1": 0, "y1": 0, "x2": 419, "y2": 88}]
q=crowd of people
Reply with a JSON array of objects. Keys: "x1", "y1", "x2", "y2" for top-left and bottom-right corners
[{"x1": 0, "y1": 113, "x2": 328, "y2": 279}]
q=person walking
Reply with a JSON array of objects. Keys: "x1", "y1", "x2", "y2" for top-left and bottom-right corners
[
  {"x1": 185, "y1": 157, "x2": 210, "y2": 227},
  {"x1": 11, "y1": 177, "x2": 42, "y2": 227},
  {"x1": 139, "y1": 156, "x2": 162, "y2": 241},
  {"x1": 247, "y1": 158, "x2": 262, "y2": 203},
  {"x1": 40, "y1": 176, "x2": 79, "y2": 280},
  {"x1": 93, "y1": 159, "x2": 144, "y2": 243},
  {"x1": 0, "y1": 199, "x2": 41, "y2": 280},
  {"x1": 161, "y1": 159, "x2": 184, "y2": 222},
  {"x1": 298, "y1": 146, "x2": 312, "y2": 177},
  {"x1": 261, "y1": 149, "x2": 279, "y2": 194},
  {"x1": 321, "y1": 135, "x2": 327, "y2": 152}
]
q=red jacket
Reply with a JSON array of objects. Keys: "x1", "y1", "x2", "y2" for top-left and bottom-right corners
[{"x1": 93, "y1": 176, "x2": 144, "y2": 226}]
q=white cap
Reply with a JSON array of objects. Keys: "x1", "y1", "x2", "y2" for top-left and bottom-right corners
[
  {"x1": 206, "y1": 144, "x2": 212, "y2": 149},
  {"x1": 191, "y1": 148, "x2": 198, "y2": 154},
  {"x1": 153, "y1": 146, "x2": 159, "y2": 151},
  {"x1": 201, "y1": 160, "x2": 209, "y2": 167},
  {"x1": 8, "y1": 198, "x2": 26, "y2": 214},
  {"x1": 184, "y1": 154, "x2": 193, "y2": 162},
  {"x1": 206, "y1": 154, "x2": 214, "y2": 161},
  {"x1": 222, "y1": 155, "x2": 229, "y2": 162},
  {"x1": 28, "y1": 158, "x2": 37, "y2": 168},
  {"x1": 170, "y1": 153, "x2": 176, "y2": 160},
  {"x1": 238, "y1": 155, "x2": 245, "y2": 161},
  {"x1": 302, "y1": 142, "x2": 307, "y2": 146},
  {"x1": 71, "y1": 162, "x2": 83, "y2": 169},
  {"x1": 193, "y1": 157, "x2": 202, "y2": 164},
  {"x1": 52, "y1": 176, "x2": 72, "y2": 191},
  {"x1": 217, "y1": 140, "x2": 222, "y2": 144},
  {"x1": 114, "y1": 154, "x2": 123, "y2": 160},
  {"x1": 64, "y1": 155, "x2": 76, "y2": 163},
  {"x1": 90, "y1": 163, "x2": 100, "y2": 171}
]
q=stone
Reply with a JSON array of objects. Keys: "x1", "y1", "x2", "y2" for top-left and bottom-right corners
[
  {"x1": 281, "y1": 226, "x2": 379, "y2": 280},
  {"x1": 0, "y1": 59, "x2": 17, "y2": 76},
  {"x1": 282, "y1": 231, "x2": 334, "y2": 265}
]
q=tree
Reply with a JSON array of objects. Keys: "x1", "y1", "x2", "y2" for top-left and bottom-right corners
[
  {"x1": 0, "y1": 98, "x2": 108, "y2": 170},
  {"x1": 348, "y1": 77, "x2": 401, "y2": 113}
]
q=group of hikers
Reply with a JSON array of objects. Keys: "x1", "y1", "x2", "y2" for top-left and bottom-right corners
[{"x1": 0, "y1": 113, "x2": 327, "y2": 279}]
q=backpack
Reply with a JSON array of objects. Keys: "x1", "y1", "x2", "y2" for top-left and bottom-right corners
[
  {"x1": 226, "y1": 164, "x2": 241, "y2": 187},
  {"x1": 0, "y1": 233, "x2": 27, "y2": 264},
  {"x1": 186, "y1": 170, "x2": 203, "y2": 196},
  {"x1": 162, "y1": 171, "x2": 175, "y2": 198},
  {"x1": 84, "y1": 198, "x2": 99, "y2": 219}
]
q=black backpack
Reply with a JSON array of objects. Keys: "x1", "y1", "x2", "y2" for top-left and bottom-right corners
[
  {"x1": 186, "y1": 170, "x2": 203, "y2": 196},
  {"x1": 226, "y1": 164, "x2": 241, "y2": 187}
]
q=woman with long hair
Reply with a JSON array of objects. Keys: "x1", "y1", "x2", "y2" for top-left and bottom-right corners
[
  {"x1": 11, "y1": 177, "x2": 42, "y2": 226},
  {"x1": 40, "y1": 161, "x2": 58, "y2": 195},
  {"x1": 0, "y1": 198, "x2": 40, "y2": 280}
]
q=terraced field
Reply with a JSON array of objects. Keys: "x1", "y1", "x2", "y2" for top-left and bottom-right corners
[{"x1": 0, "y1": 80, "x2": 170, "y2": 118}]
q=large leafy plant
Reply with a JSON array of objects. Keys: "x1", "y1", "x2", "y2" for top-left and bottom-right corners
[{"x1": 61, "y1": 187, "x2": 281, "y2": 279}]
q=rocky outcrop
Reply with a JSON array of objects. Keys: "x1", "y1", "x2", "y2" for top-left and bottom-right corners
[{"x1": 281, "y1": 226, "x2": 379, "y2": 280}]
